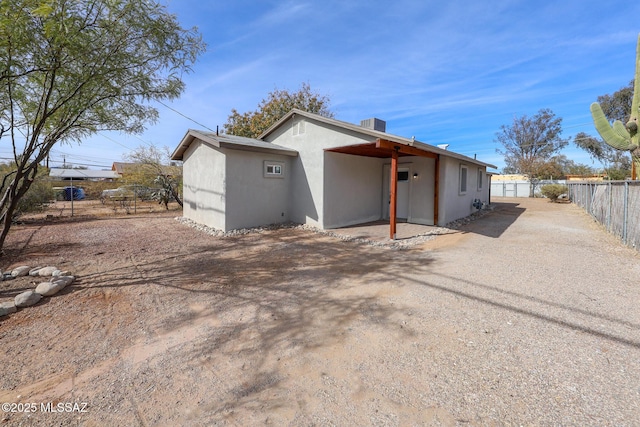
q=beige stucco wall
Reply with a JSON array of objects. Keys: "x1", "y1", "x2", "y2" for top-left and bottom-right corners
[
  {"x1": 407, "y1": 157, "x2": 436, "y2": 225},
  {"x1": 265, "y1": 116, "x2": 376, "y2": 229},
  {"x1": 323, "y1": 151, "x2": 385, "y2": 228},
  {"x1": 439, "y1": 156, "x2": 490, "y2": 225},
  {"x1": 182, "y1": 139, "x2": 293, "y2": 232},
  {"x1": 182, "y1": 140, "x2": 227, "y2": 230},
  {"x1": 225, "y1": 150, "x2": 291, "y2": 230}
]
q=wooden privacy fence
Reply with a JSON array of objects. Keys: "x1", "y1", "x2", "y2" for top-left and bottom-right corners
[{"x1": 567, "y1": 181, "x2": 640, "y2": 251}]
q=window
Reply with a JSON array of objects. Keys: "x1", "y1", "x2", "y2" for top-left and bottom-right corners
[
  {"x1": 477, "y1": 168, "x2": 483, "y2": 191},
  {"x1": 397, "y1": 171, "x2": 409, "y2": 181},
  {"x1": 459, "y1": 165, "x2": 468, "y2": 194},
  {"x1": 264, "y1": 161, "x2": 284, "y2": 178},
  {"x1": 267, "y1": 164, "x2": 281, "y2": 175}
]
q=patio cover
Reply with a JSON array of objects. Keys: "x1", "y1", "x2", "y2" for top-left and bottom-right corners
[{"x1": 326, "y1": 138, "x2": 439, "y2": 240}]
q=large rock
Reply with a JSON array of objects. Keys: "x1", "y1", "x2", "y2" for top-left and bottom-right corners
[
  {"x1": 35, "y1": 281, "x2": 61, "y2": 296},
  {"x1": 37, "y1": 266, "x2": 59, "y2": 277},
  {"x1": 36, "y1": 276, "x2": 75, "y2": 296},
  {"x1": 51, "y1": 270, "x2": 71, "y2": 277},
  {"x1": 11, "y1": 266, "x2": 31, "y2": 277},
  {"x1": 14, "y1": 291, "x2": 42, "y2": 307},
  {"x1": 0, "y1": 301, "x2": 17, "y2": 316},
  {"x1": 29, "y1": 267, "x2": 43, "y2": 276}
]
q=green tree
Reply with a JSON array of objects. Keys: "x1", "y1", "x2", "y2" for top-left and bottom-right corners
[
  {"x1": 0, "y1": 0, "x2": 204, "y2": 252},
  {"x1": 579, "y1": 80, "x2": 634, "y2": 179},
  {"x1": 546, "y1": 154, "x2": 595, "y2": 178},
  {"x1": 124, "y1": 145, "x2": 182, "y2": 206},
  {"x1": 224, "y1": 82, "x2": 334, "y2": 138},
  {"x1": 495, "y1": 109, "x2": 568, "y2": 196},
  {"x1": 597, "y1": 80, "x2": 633, "y2": 123},
  {"x1": 574, "y1": 132, "x2": 631, "y2": 179}
]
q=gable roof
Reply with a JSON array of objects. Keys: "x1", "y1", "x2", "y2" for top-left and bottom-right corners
[
  {"x1": 259, "y1": 109, "x2": 497, "y2": 169},
  {"x1": 171, "y1": 129, "x2": 298, "y2": 160}
]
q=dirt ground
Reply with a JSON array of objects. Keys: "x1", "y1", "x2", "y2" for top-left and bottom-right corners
[{"x1": 1, "y1": 198, "x2": 639, "y2": 426}]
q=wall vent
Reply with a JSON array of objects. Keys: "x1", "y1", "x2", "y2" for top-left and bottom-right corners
[{"x1": 360, "y1": 118, "x2": 386, "y2": 132}]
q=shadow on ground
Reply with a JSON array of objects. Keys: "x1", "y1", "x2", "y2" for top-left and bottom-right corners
[{"x1": 454, "y1": 200, "x2": 526, "y2": 238}]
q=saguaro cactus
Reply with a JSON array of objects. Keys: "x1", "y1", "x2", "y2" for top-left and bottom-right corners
[{"x1": 590, "y1": 35, "x2": 640, "y2": 179}]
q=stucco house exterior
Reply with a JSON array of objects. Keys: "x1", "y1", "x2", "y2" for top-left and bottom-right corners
[{"x1": 171, "y1": 109, "x2": 496, "y2": 238}]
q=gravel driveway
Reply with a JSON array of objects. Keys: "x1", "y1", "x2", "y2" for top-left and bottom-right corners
[{"x1": 0, "y1": 198, "x2": 639, "y2": 426}]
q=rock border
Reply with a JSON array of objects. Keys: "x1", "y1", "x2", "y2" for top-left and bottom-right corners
[
  {"x1": 0, "y1": 265, "x2": 75, "y2": 317},
  {"x1": 175, "y1": 205, "x2": 495, "y2": 250}
]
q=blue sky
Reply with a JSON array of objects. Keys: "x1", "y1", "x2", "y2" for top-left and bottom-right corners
[{"x1": 46, "y1": 0, "x2": 640, "y2": 172}]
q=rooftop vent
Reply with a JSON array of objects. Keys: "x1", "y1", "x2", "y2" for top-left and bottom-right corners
[
  {"x1": 437, "y1": 144, "x2": 449, "y2": 150},
  {"x1": 360, "y1": 118, "x2": 386, "y2": 132}
]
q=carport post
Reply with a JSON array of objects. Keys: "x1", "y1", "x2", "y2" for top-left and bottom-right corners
[{"x1": 390, "y1": 148, "x2": 398, "y2": 240}]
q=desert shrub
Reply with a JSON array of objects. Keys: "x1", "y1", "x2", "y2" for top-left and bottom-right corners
[
  {"x1": 540, "y1": 184, "x2": 568, "y2": 202},
  {"x1": 13, "y1": 180, "x2": 55, "y2": 218}
]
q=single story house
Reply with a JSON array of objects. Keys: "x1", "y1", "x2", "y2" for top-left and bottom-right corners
[{"x1": 171, "y1": 109, "x2": 496, "y2": 239}]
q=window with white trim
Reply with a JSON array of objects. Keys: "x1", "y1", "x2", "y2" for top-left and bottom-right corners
[
  {"x1": 459, "y1": 165, "x2": 468, "y2": 195},
  {"x1": 264, "y1": 161, "x2": 284, "y2": 178},
  {"x1": 477, "y1": 168, "x2": 483, "y2": 191}
]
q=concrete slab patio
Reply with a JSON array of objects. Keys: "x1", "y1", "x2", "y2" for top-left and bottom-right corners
[{"x1": 334, "y1": 220, "x2": 442, "y2": 242}]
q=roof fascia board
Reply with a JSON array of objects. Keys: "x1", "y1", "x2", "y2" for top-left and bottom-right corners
[
  {"x1": 171, "y1": 129, "x2": 221, "y2": 160},
  {"x1": 218, "y1": 141, "x2": 298, "y2": 157},
  {"x1": 172, "y1": 129, "x2": 298, "y2": 160}
]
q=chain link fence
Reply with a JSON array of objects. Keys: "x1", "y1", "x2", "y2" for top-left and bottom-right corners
[
  {"x1": 31, "y1": 180, "x2": 180, "y2": 219},
  {"x1": 567, "y1": 181, "x2": 640, "y2": 251}
]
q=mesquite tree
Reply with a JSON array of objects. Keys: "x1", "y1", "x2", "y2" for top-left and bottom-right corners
[
  {"x1": 224, "y1": 83, "x2": 334, "y2": 138},
  {"x1": 495, "y1": 109, "x2": 568, "y2": 196},
  {"x1": 0, "y1": 0, "x2": 205, "y2": 252}
]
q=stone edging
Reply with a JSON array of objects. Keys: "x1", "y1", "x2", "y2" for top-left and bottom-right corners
[
  {"x1": 0, "y1": 266, "x2": 75, "y2": 317},
  {"x1": 175, "y1": 206, "x2": 495, "y2": 250}
]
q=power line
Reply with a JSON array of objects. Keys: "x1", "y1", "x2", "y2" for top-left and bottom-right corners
[
  {"x1": 48, "y1": 161, "x2": 113, "y2": 168},
  {"x1": 157, "y1": 100, "x2": 215, "y2": 132},
  {"x1": 97, "y1": 132, "x2": 135, "y2": 151}
]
